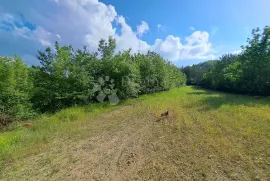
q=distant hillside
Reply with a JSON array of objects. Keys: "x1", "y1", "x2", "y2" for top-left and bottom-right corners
[{"x1": 181, "y1": 60, "x2": 216, "y2": 85}]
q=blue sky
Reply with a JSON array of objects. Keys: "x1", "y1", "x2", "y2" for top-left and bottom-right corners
[{"x1": 0, "y1": 0, "x2": 269, "y2": 66}]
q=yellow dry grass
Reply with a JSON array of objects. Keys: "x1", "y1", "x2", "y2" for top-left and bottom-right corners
[{"x1": 0, "y1": 86, "x2": 270, "y2": 180}]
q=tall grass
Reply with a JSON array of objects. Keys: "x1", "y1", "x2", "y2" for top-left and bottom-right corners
[{"x1": 0, "y1": 102, "x2": 116, "y2": 169}]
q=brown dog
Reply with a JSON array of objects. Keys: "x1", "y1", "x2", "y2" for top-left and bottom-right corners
[
  {"x1": 157, "y1": 110, "x2": 169, "y2": 122},
  {"x1": 161, "y1": 110, "x2": 169, "y2": 117}
]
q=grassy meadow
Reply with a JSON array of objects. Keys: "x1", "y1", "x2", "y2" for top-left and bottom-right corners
[{"x1": 0, "y1": 86, "x2": 270, "y2": 180}]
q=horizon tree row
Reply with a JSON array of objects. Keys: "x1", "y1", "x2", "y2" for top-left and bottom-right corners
[{"x1": 183, "y1": 26, "x2": 270, "y2": 96}]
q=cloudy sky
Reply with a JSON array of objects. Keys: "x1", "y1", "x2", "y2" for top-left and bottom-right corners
[{"x1": 0, "y1": 0, "x2": 269, "y2": 66}]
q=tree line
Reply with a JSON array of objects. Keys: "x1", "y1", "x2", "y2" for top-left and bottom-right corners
[
  {"x1": 182, "y1": 26, "x2": 270, "y2": 95},
  {"x1": 181, "y1": 60, "x2": 215, "y2": 85},
  {"x1": 0, "y1": 37, "x2": 186, "y2": 125}
]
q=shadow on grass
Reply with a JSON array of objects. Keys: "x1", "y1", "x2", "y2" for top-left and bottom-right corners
[
  {"x1": 187, "y1": 86, "x2": 221, "y2": 96},
  {"x1": 187, "y1": 91, "x2": 214, "y2": 96},
  {"x1": 187, "y1": 86, "x2": 270, "y2": 110}
]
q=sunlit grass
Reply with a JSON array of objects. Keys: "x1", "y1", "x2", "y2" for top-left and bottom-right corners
[
  {"x1": 0, "y1": 102, "x2": 115, "y2": 168},
  {"x1": 1, "y1": 86, "x2": 270, "y2": 180}
]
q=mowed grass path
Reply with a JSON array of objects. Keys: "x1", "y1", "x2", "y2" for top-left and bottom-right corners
[{"x1": 1, "y1": 86, "x2": 270, "y2": 180}]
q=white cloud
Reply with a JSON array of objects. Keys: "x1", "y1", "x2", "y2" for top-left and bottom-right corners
[
  {"x1": 0, "y1": 0, "x2": 216, "y2": 64},
  {"x1": 231, "y1": 49, "x2": 242, "y2": 54},
  {"x1": 33, "y1": 27, "x2": 55, "y2": 46},
  {"x1": 211, "y1": 27, "x2": 218, "y2": 35},
  {"x1": 185, "y1": 31, "x2": 209, "y2": 45},
  {"x1": 57, "y1": 0, "x2": 117, "y2": 50},
  {"x1": 189, "y1": 26, "x2": 195, "y2": 31},
  {"x1": 183, "y1": 31, "x2": 215, "y2": 60},
  {"x1": 136, "y1": 21, "x2": 149, "y2": 36},
  {"x1": 157, "y1": 24, "x2": 166, "y2": 32},
  {"x1": 115, "y1": 16, "x2": 150, "y2": 53},
  {"x1": 0, "y1": 27, "x2": 40, "y2": 64},
  {"x1": 0, "y1": 14, "x2": 55, "y2": 49},
  {"x1": 0, "y1": 14, "x2": 31, "y2": 39},
  {"x1": 0, "y1": 13, "x2": 56, "y2": 47},
  {"x1": 39, "y1": 39, "x2": 51, "y2": 47},
  {"x1": 157, "y1": 24, "x2": 162, "y2": 32},
  {"x1": 152, "y1": 35, "x2": 182, "y2": 61},
  {"x1": 153, "y1": 31, "x2": 215, "y2": 61}
]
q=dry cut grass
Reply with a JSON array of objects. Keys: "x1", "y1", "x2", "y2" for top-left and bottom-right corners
[{"x1": 0, "y1": 86, "x2": 270, "y2": 180}]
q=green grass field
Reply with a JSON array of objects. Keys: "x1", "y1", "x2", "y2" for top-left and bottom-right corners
[{"x1": 1, "y1": 86, "x2": 270, "y2": 180}]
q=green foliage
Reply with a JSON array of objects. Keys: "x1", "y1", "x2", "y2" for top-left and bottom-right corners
[
  {"x1": 181, "y1": 60, "x2": 215, "y2": 85},
  {"x1": 31, "y1": 44, "x2": 96, "y2": 112},
  {"x1": 0, "y1": 36, "x2": 186, "y2": 121},
  {"x1": 135, "y1": 52, "x2": 186, "y2": 94},
  {"x1": 240, "y1": 27, "x2": 270, "y2": 94},
  {"x1": 187, "y1": 26, "x2": 270, "y2": 95},
  {"x1": 102, "y1": 50, "x2": 140, "y2": 98},
  {"x1": 0, "y1": 56, "x2": 34, "y2": 125},
  {"x1": 98, "y1": 36, "x2": 116, "y2": 60},
  {"x1": 31, "y1": 37, "x2": 185, "y2": 113}
]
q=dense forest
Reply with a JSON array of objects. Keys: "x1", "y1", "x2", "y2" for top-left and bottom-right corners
[
  {"x1": 183, "y1": 26, "x2": 270, "y2": 95},
  {"x1": 0, "y1": 37, "x2": 186, "y2": 125}
]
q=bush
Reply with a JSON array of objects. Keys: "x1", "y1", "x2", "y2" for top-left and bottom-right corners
[
  {"x1": 0, "y1": 36, "x2": 186, "y2": 119},
  {"x1": 0, "y1": 56, "x2": 34, "y2": 125}
]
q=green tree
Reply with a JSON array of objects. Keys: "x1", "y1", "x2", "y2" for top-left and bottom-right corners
[
  {"x1": 240, "y1": 26, "x2": 270, "y2": 94},
  {"x1": 201, "y1": 26, "x2": 270, "y2": 95},
  {"x1": 0, "y1": 56, "x2": 33, "y2": 124},
  {"x1": 32, "y1": 42, "x2": 95, "y2": 112}
]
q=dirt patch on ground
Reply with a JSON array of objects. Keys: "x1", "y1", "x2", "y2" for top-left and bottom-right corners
[{"x1": 2, "y1": 92, "x2": 270, "y2": 180}]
